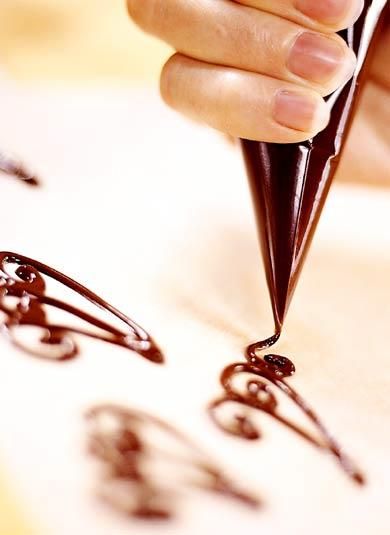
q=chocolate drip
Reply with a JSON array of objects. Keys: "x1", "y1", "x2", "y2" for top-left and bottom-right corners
[
  {"x1": 242, "y1": 0, "x2": 388, "y2": 332},
  {"x1": 0, "y1": 152, "x2": 39, "y2": 186},
  {"x1": 0, "y1": 252, "x2": 163, "y2": 363},
  {"x1": 86, "y1": 404, "x2": 259, "y2": 519},
  {"x1": 209, "y1": 336, "x2": 364, "y2": 485}
]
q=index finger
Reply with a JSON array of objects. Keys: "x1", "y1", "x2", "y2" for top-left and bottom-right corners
[{"x1": 233, "y1": 0, "x2": 364, "y2": 31}]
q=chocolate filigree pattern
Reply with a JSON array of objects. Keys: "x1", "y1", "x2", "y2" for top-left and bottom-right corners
[
  {"x1": 0, "y1": 152, "x2": 38, "y2": 186},
  {"x1": 209, "y1": 335, "x2": 365, "y2": 485},
  {"x1": 86, "y1": 404, "x2": 259, "y2": 520},
  {"x1": 0, "y1": 252, "x2": 163, "y2": 363}
]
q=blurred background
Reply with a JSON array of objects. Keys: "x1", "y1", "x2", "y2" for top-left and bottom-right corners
[
  {"x1": 0, "y1": 2, "x2": 169, "y2": 533},
  {"x1": 0, "y1": 0, "x2": 170, "y2": 83}
]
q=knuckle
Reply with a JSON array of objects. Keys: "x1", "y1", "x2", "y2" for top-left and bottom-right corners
[{"x1": 236, "y1": 19, "x2": 275, "y2": 67}]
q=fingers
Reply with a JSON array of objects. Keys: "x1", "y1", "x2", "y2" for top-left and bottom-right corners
[
  {"x1": 160, "y1": 54, "x2": 330, "y2": 143},
  {"x1": 234, "y1": 0, "x2": 364, "y2": 32},
  {"x1": 128, "y1": 0, "x2": 356, "y2": 96},
  {"x1": 127, "y1": 0, "x2": 359, "y2": 142}
]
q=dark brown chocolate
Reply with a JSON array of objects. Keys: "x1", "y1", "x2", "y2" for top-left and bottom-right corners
[
  {"x1": 242, "y1": 0, "x2": 388, "y2": 332},
  {"x1": 209, "y1": 335, "x2": 365, "y2": 485},
  {"x1": 0, "y1": 253, "x2": 259, "y2": 516},
  {"x1": 0, "y1": 152, "x2": 39, "y2": 186},
  {"x1": 0, "y1": 250, "x2": 367, "y2": 517},
  {"x1": 86, "y1": 404, "x2": 259, "y2": 519},
  {"x1": 0, "y1": 252, "x2": 163, "y2": 363}
]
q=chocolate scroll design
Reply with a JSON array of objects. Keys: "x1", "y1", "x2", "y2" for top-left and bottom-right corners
[
  {"x1": 209, "y1": 337, "x2": 364, "y2": 485},
  {"x1": 86, "y1": 404, "x2": 259, "y2": 520},
  {"x1": 0, "y1": 252, "x2": 163, "y2": 363}
]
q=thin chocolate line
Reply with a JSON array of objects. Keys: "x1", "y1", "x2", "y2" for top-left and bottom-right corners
[
  {"x1": 209, "y1": 335, "x2": 365, "y2": 485},
  {"x1": 0, "y1": 252, "x2": 163, "y2": 363}
]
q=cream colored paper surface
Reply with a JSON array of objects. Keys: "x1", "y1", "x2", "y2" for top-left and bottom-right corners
[{"x1": 0, "y1": 86, "x2": 389, "y2": 535}]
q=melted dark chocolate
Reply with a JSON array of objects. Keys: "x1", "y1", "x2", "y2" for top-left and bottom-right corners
[
  {"x1": 0, "y1": 252, "x2": 163, "y2": 363},
  {"x1": 0, "y1": 152, "x2": 39, "y2": 186},
  {"x1": 242, "y1": 0, "x2": 388, "y2": 332},
  {"x1": 86, "y1": 404, "x2": 259, "y2": 519},
  {"x1": 0, "y1": 251, "x2": 366, "y2": 509},
  {"x1": 209, "y1": 336, "x2": 365, "y2": 485}
]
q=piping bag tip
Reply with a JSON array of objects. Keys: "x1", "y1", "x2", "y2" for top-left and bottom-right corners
[{"x1": 242, "y1": 0, "x2": 388, "y2": 330}]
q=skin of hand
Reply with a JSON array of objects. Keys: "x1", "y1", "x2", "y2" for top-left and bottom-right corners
[{"x1": 127, "y1": 0, "x2": 389, "y2": 184}]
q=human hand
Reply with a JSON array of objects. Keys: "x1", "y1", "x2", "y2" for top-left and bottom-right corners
[
  {"x1": 127, "y1": 0, "x2": 362, "y2": 143},
  {"x1": 338, "y1": 15, "x2": 389, "y2": 185}
]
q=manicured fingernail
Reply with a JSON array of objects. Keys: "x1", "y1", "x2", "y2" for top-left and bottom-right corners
[
  {"x1": 288, "y1": 32, "x2": 351, "y2": 84},
  {"x1": 296, "y1": 0, "x2": 363, "y2": 24},
  {"x1": 273, "y1": 90, "x2": 328, "y2": 132}
]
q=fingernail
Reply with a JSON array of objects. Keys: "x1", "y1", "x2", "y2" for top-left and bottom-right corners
[
  {"x1": 288, "y1": 32, "x2": 350, "y2": 84},
  {"x1": 273, "y1": 90, "x2": 328, "y2": 132},
  {"x1": 296, "y1": 0, "x2": 363, "y2": 25}
]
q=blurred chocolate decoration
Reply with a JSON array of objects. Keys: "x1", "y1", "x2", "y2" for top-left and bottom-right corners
[
  {"x1": 86, "y1": 404, "x2": 259, "y2": 520},
  {"x1": 0, "y1": 252, "x2": 163, "y2": 363},
  {"x1": 209, "y1": 336, "x2": 365, "y2": 485},
  {"x1": 0, "y1": 151, "x2": 39, "y2": 186}
]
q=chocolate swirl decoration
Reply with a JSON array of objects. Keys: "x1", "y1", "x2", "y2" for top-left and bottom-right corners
[
  {"x1": 209, "y1": 335, "x2": 365, "y2": 485},
  {"x1": 86, "y1": 404, "x2": 259, "y2": 520},
  {"x1": 0, "y1": 252, "x2": 163, "y2": 363},
  {"x1": 0, "y1": 152, "x2": 39, "y2": 186}
]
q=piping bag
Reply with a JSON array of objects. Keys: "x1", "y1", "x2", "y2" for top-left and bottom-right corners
[{"x1": 242, "y1": 0, "x2": 388, "y2": 336}]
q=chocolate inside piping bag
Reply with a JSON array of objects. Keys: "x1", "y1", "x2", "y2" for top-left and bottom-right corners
[{"x1": 242, "y1": 0, "x2": 388, "y2": 332}]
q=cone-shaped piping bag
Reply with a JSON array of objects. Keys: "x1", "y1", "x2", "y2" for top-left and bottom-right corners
[{"x1": 242, "y1": 0, "x2": 388, "y2": 332}]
